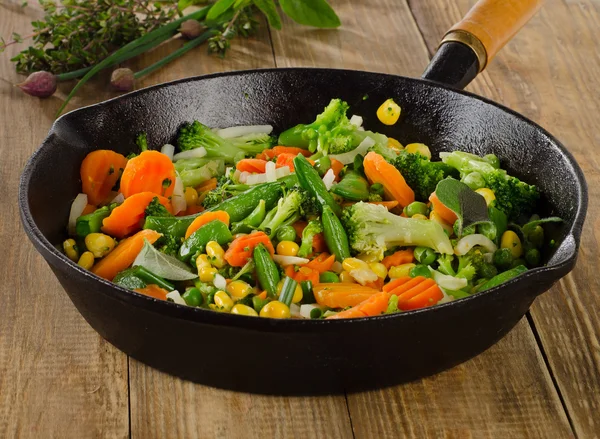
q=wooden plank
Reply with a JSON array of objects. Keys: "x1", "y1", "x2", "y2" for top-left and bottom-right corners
[
  {"x1": 408, "y1": 0, "x2": 600, "y2": 437},
  {"x1": 0, "y1": 5, "x2": 129, "y2": 438}
]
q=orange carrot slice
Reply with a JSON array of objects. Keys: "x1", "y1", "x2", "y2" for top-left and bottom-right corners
[
  {"x1": 294, "y1": 266, "x2": 320, "y2": 284},
  {"x1": 402, "y1": 284, "x2": 444, "y2": 310},
  {"x1": 363, "y1": 151, "x2": 415, "y2": 207},
  {"x1": 383, "y1": 276, "x2": 413, "y2": 292},
  {"x1": 92, "y1": 229, "x2": 161, "y2": 281},
  {"x1": 236, "y1": 159, "x2": 268, "y2": 173},
  {"x1": 314, "y1": 283, "x2": 380, "y2": 308},
  {"x1": 224, "y1": 232, "x2": 274, "y2": 267},
  {"x1": 82, "y1": 203, "x2": 97, "y2": 215},
  {"x1": 80, "y1": 150, "x2": 128, "y2": 205},
  {"x1": 330, "y1": 158, "x2": 344, "y2": 181},
  {"x1": 381, "y1": 249, "x2": 414, "y2": 270},
  {"x1": 327, "y1": 290, "x2": 390, "y2": 319},
  {"x1": 305, "y1": 253, "x2": 336, "y2": 273},
  {"x1": 258, "y1": 146, "x2": 311, "y2": 160},
  {"x1": 429, "y1": 192, "x2": 458, "y2": 224},
  {"x1": 120, "y1": 150, "x2": 176, "y2": 199},
  {"x1": 134, "y1": 284, "x2": 169, "y2": 300},
  {"x1": 195, "y1": 177, "x2": 218, "y2": 193},
  {"x1": 101, "y1": 192, "x2": 172, "y2": 238},
  {"x1": 185, "y1": 211, "x2": 230, "y2": 239},
  {"x1": 275, "y1": 153, "x2": 297, "y2": 171}
]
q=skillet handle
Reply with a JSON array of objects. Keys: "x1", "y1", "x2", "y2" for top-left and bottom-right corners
[{"x1": 422, "y1": 0, "x2": 544, "y2": 89}]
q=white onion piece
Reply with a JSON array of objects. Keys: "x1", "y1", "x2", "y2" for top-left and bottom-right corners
[
  {"x1": 68, "y1": 193, "x2": 88, "y2": 236},
  {"x1": 322, "y1": 169, "x2": 335, "y2": 190},
  {"x1": 454, "y1": 234, "x2": 497, "y2": 255},
  {"x1": 275, "y1": 166, "x2": 291, "y2": 179},
  {"x1": 238, "y1": 171, "x2": 250, "y2": 184},
  {"x1": 329, "y1": 136, "x2": 376, "y2": 165},
  {"x1": 213, "y1": 273, "x2": 227, "y2": 290},
  {"x1": 173, "y1": 147, "x2": 207, "y2": 161},
  {"x1": 349, "y1": 268, "x2": 378, "y2": 286},
  {"x1": 161, "y1": 144, "x2": 175, "y2": 161},
  {"x1": 265, "y1": 161, "x2": 277, "y2": 182},
  {"x1": 290, "y1": 303, "x2": 302, "y2": 318},
  {"x1": 216, "y1": 125, "x2": 273, "y2": 138},
  {"x1": 246, "y1": 173, "x2": 267, "y2": 185},
  {"x1": 349, "y1": 114, "x2": 363, "y2": 127},
  {"x1": 429, "y1": 267, "x2": 468, "y2": 291},
  {"x1": 110, "y1": 193, "x2": 125, "y2": 204},
  {"x1": 171, "y1": 175, "x2": 186, "y2": 214},
  {"x1": 225, "y1": 166, "x2": 233, "y2": 177},
  {"x1": 483, "y1": 252, "x2": 494, "y2": 264},
  {"x1": 166, "y1": 290, "x2": 186, "y2": 305},
  {"x1": 300, "y1": 304, "x2": 324, "y2": 319},
  {"x1": 331, "y1": 261, "x2": 343, "y2": 274},
  {"x1": 273, "y1": 255, "x2": 310, "y2": 266}
]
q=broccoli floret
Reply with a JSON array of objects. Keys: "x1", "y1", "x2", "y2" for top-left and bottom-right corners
[
  {"x1": 259, "y1": 189, "x2": 303, "y2": 237},
  {"x1": 202, "y1": 176, "x2": 250, "y2": 209},
  {"x1": 145, "y1": 197, "x2": 173, "y2": 217},
  {"x1": 156, "y1": 235, "x2": 181, "y2": 257},
  {"x1": 177, "y1": 121, "x2": 246, "y2": 163},
  {"x1": 440, "y1": 151, "x2": 539, "y2": 220},
  {"x1": 278, "y1": 99, "x2": 388, "y2": 156},
  {"x1": 436, "y1": 254, "x2": 456, "y2": 276},
  {"x1": 296, "y1": 187, "x2": 320, "y2": 218},
  {"x1": 436, "y1": 249, "x2": 488, "y2": 281},
  {"x1": 297, "y1": 220, "x2": 324, "y2": 258},
  {"x1": 342, "y1": 202, "x2": 453, "y2": 259},
  {"x1": 392, "y1": 150, "x2": 458, "y2": 201}
]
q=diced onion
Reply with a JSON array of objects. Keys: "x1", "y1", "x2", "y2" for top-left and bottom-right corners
[
  {"x1": 246, "y1": 173, "x2": 267, "y2": 185},
  {"x1": 273, "y1": 255, "x2": 310, "y2": 266},
  {"x1": 238, "y1": 171, "x2": 250, "y2": 184},
  {"x1": 300, "y1": 304, "x2": 324, "y2": 319},
  {"x1": 171, "y1": 175, "x2": 186, "y2": 214},
  {"x1": 331, "y1": 261, "x2": 343, "y2": 274},
  {"x1": 173, "y1": 147, "x2": 207, "y2": 161},
  {"x1": 429, "y1": 267, "x2": 468, "y2": 291},
  {"x1": 454, "y1": 234, "x2": 497, "y2": 255},
  {"x1": 483, "y1": 252, "x2": 494, "y2": 263},
  {"x1": 275, "y1": 166, "x2": 291, "y2": 179},
  {"x1": 110, "y1": 193, "x2": 125, "y2": 204},
  {"x1": 290, "y1": 303, "x2": 302, "y2": 318},
  {"x1": 161, "y1": 144, "x2": 175, "y2": 161},
  {"x1": 349, "y1": 114, "x2": 363, "y2": 127},
  {"x1": 322, "y1": 169, "x2": 335, "y2": 190},
  {"x1": 265, "y1": 161, "x2": 277, "y2": 182},
  {"x1": 225, "y1": 167, "x2": 233, "y2": 177},
  {"x1": 166, "y1": 290, "x2": 186, "y2": 305},
  {"x1": 216, "y1": 125, "x2": 273, "y2": 138},
  {"x1": 68, "y1": 193, "x2": 88, "y2": 236},
  {"x1": 349, "y1": 268, "x2": 378, "y2": 286},
  {"x1": 213, "y1": 273, "x2": 227, "y2": 290},
  {"x1": 329, "y1": 136, "x2": 376, "y2": 165}
]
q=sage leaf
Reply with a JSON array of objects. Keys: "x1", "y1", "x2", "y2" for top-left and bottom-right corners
[
  {"x1": 435, "y1": 178, "x2": 490, "y2": 236},
  {"x1": 254, "y1": 0, "x2": 282, "y2": 30},
  {"x1": 207, "y1": 0, "x2": 237, "y2": 21},
  {"x1": 279, "y1": 0, "x2": 341, "y2": 28},
  {"x1": 133, "y1": 239, "x2": 198, "y2": 281}
]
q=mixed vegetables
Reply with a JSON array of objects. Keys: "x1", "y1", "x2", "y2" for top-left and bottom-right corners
[{"x1": 63, "y1": 98, "x2": 561, "y2": 319}]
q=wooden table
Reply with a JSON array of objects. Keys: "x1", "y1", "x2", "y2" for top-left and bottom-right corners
[{"x1": 1, "y1": 0, "x2": 599, "y2": 437}]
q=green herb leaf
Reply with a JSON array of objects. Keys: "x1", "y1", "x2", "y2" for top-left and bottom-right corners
[
  {"x1": 279, "y1": 0, "x2": 341, "y2": 28},
  {"x1": 435, "y1": 178, "x2": 490, "y2": 236},
  {"x1": 178, "y1": 0, "x2": 209, "y2": 11},
  {"x1": 133, "y1": 239, "x2": 198, "y2": 281},
  {"x1": 253, "y1": 0, "x2": 282, "y2": 30},
  {"x1": 207, "y1": 0, "x2": 237, "y2": 22}
]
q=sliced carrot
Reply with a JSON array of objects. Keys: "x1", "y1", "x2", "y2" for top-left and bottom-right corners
[
  {"x1": 134, "y1": 284, "x2": 169, "y2": 300},
  {"x1": 185, "y1": 211, "x2": 230, "y2": 239},
  {"x1": 330, "y1": 158, "x2": 344, "y2": 182},
  {"x1": 312, "y1": 233, "x2": 328, "y2": 253},
  {"x1": 388, "y1": 276, "x2": 428, "y2": 297},
  {"x1": 224, "y1": 232, "x2": 274, "y2": 267},
  {"x1": 327, "y1": 290, "x2": 390, "y2": 319},
  {"x1": 92, "y1": 229, "x2": 162, "y2": 281},
  {"x1": 101, "y1": 192, "x2": 172, "y2": 239},
  {"x1": 402, "y1": 284, "x2": 444, "y2": 311},
  {"x1": 365, "y1": 278, "x2": 385, "y2": 291},
  {"x1": 258, "y1": 146, "x2": 311, "y2": 160},
  {"x1": 285, "y1": 265, "x2": 296, "y2": 279},
  {"x1": 183, "y1": 205, "x2": 204, "y2": 216},
  {"x1": 327, "y1": 306, "x2": 368, "y2": 319},
  {"x1": 80, "y1": 150, "x2": 128, "y2": 206},
  {"x1": 236, "y1": 159, "x2": 268, "y2": 173},
  {"x1": 381, "y1": 249, "x2": 414, "y2": 270},
  {"x1": 294, "y1": 266, "x2": 320, "y2": 285},
  {"x1": 306, "y1": 253, "x2": 335, "y2": 273},
  {"x1": 275, "y1": 153, "x2": 297, "y2": 172},
  {"x1": 429, "y1": 192, "x2": 458, "y2": 224},
  {"x1": 195, "y1": 177, "x2": 218, "y2": 193},
  {"x1": 257, "y1": 291, "x2": 268, "y2": 300},
  {"x1": 383, "y1": 276, "x2": 413, "y2": 292},
  {"x1": 82, "y1": 203, "x2": 97, "y2": 215},
  {"x1": 314, "y1": 283, "x2": 380, "y2": 308},
  {"x1": 120, "y1": 150, "x2": 176, "y2": 199},
  {"x1": 363, "y1": 151, "x2": 415, "y2": 207},
  {"x1": 292, "y1": 220, "x2": 307, "y2": 239}
]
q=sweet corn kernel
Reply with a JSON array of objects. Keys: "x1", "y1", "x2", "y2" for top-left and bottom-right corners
[
  {"x1": 206, "y1": 241, "x2": 225, "y2": 268},
  {"x1": 369, "y1": 262, "x2": 388, "y2": 279},
  {"x1": 84, "y1": 233, "x2": 116, "y2": 258},
  {"x1": 276, "y1": 240, "x2": 300, "y2": 257},
  {"x1": 388, "y1": 263, "x2": 416, "y2": 279},
  {"x1": 196, "y1": 254, "x2": 211, "y2": 272},
  {"x1": 475, "y1": 188, "x2": 496, "y2": 206},
  {"x1": 199, "y1": 266, "x2": 217, "y2": 282},
  {"x1": 339, "y1": 271, "x2": 356, "y2": 283},
  {"x1": 231, "y1": 304, "x2": 258, "y2": 316},
  {"x1": 387, "y1": 137, "x2": 403, "y2": 151},
  {"x1": 184, "y1": 187, "x2": 199, "y2": 208},
  {"x1": 377, "y1": 98, "x2": 401, "y2": 125},
  {"x1": 259, "y1": 301, "x2": 291, "y2": 319},
  {"x1": 211, "y1": 290, "x2": 233, "y2": 312},
  {"x1": 356, "y1": 252, "x2": 379, "y2": 263},
  {"x1": 63, "y1": 239, "x2": 79, "y2": 262},
  {"x1": 77, "y1": 251, "x2": 95, "y2": 270},
  {"x1": 405, "y1": 143, "x2": 432, "y2": 160},
  {"x1": 411, "y1": 213, "x2": 429, "y2": 220},
  {"x1": 429, "y1": 211, "x2": 454, "y2": 235},
  {"x1": 227, "y1": 280, "x2": 253, "y2": 299},
  {"x1": 501, "y1": 230, "x2": 523, "y2": 258},
  {"x1": 342, "y1": 258, "x2": 369, "y2": 272}
]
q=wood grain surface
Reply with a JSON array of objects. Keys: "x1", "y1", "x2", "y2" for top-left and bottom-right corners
[{"x1": 1, "y1": 0, "x2": 598, "y2": 437}]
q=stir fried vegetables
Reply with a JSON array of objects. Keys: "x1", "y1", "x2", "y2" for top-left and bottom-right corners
[{"x1": 63, "y1": 98, "x2": 561, "y2": 319}]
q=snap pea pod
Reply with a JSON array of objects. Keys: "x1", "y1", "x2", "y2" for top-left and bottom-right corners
[
  {"x1": 294, "y1": 154, "x2": 342, "y2": 217},
  {"x1": 331, "y1": 171, "x2": 370, "y2": 201},
  {"x1": 113, "y1": 265, "x2": 175, "y2": 291},
  {"x1": 322, "y1": 205, "x2": 351, "y2": 262},
  {"x1": 75, "y1": 203, "x2": 117, "y2": 237},
  {"x1": 178, "y1": 220, "x2": 233, "y2": 263},
  {"x1": 254, "y1": 243, "x2": 280, "y2": 297},
  {"x1": 477, "y1": 265, "x2": 528, "y2": 292},
  {"x1": 230, "y1": 199, "x2": 267, "y2": 235}
]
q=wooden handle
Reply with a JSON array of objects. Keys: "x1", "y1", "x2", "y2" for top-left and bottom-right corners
[{"x1": 446, "y1": 0, "x2": 544, "y2": 70}]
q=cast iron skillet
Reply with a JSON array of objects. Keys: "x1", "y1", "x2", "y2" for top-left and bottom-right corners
[{"x1": 19, "y1": 0, "x2": 587, "y2": 395}]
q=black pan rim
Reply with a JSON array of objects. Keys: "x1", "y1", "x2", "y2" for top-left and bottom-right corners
[{"x1": 18, "y1": 67, "x2": 588, "y2": 330}]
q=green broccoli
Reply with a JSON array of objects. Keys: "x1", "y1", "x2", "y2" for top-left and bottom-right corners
[
  {"x1": 145, "y1": 197, "x2": 173, "y2": 218},
  {"x1": 278, "y1": 99, "x2": 387, "y2": 156},
  {"x1": 177, "y1": 159, "x2": 224, "y2": 188},
  {"x1": 202, "y1": 175, "x2": 250, "y2": 209},
  {"x1": 259, "y1": 189, "x2": 303, "y2": 238},
  {"x1": 156, "y1": 235, "x2": 181, "y2": 257},
  {"x1": 392, "y1": 150, "x2": 458, "y2": 201},
  {"x1": 437, "y1": 249, "x2": 496, "y2": 282},
  {"x1": 440, "y1": 151, "x2": 539, "y2": 220},
  {"x1": 298, "y1": 220, "x2": 324, "y2": 258},
  {"x1": 342, "y1": 202, "x2": 453, "y2": 258},
  {"x1": 177, "y1": 121, "x2": 246, "y2": 163}
]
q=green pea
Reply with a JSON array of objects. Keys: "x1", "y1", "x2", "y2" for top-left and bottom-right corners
[
  {"x1": 414, "y1": 246, "x2": 437, "y2": 265},
  {"x1": 409, "y1": 264, "x2": 432, "y2": 278},
  {"x1": 276, "y1": 225, "x2": 297, "y2": 242},
  {"x1": 483, "y1": 154, "x2": 500, "y2": 169},
  {"x1": 493, "y1": 248, "x2": 513, "y2": 270},
  {"x1": 404, "y1": 201, "x2": 429, "y2": 218},
  {"x1": 526, "y1": 225, "x2": 544, "y2": 248},
  {"x1": 462, "y1": 172, "x2": 486, "y2": 190},
  {"x1": 319, "y1": 271, "x2": 340, "y2": 283},
  {"x1": 478, "y1": 263, "x2": 498, "y2": 279},
  {"x1": 525, "y1": 248, "x2": 541, "y2": 267},
  {"x1": 182, "y1": 288, "x2": 203, "y2": 307},
  {"x1": 314, "y1": 156, "x2": 332, "y2": 177}
]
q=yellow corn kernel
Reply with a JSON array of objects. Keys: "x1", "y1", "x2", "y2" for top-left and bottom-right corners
[
  {"x1": 84, "y1": 233, "x2": 116, "y2": 258},
  {"x1": 339, "y1": 271, "x2": 356, "y2": 283},
  {"x1": 196, "y1": 254, "x2": 211, "y2": 272},
  {"x1": 199, "y1": 266, "x2": 217, "y2": 282},
  {"x1": 387, "y1": 137, "x2": 403, "y2": 151},
  {"x1": 475, "y1": 188, "x2": 496, "y2": 206},
  {"x1": 405, "y1": 143, "x2": 432, "y2": 160},
  {"x1": 227, "y1": 280, "x2": 253, "y2": 299},
  {"x1": 206, "y1": 241, "x2": 226, "y2": 268},
  {"x1": 369, "y1": 262, "x2": 388, "y2": 279},
  {"x1": 377, "y1": 98, "x2": 401, "y2": 125},
  {"x1": 259, "y1": 301, "x2": 291, "y2": 319},
  {"x1": 77, "y1": 251, "x2": 95, "y2": 270},
  {"x1": 356, "y1": 252, "x2": 379, "y2": 263},
  {"x1": 63, "y1": 239, "x2": 79, "y2": 262},
  {"x1": 276, "y1": 279, "x2": 303, "y2": 304},
  {"x1": 388, "y1": 263, "x2": 416, "y2": 279},
  {"x1": 342, "y1": 257, "x2": 369, "y2": 273},
  {"x1": 211, "y1": 291, "x2": 233, "y2": 312},
  {"x1": 429, "y1": 211, "x2": 454, "y2": 235},
  {"x1": 276, "y1": 240, "x2": 300, "y2": 257},
  {"x1": 231, "y1": 304, "x2": 258, "y2": 316},
  {"x1": 501, "y1": 230, "x2": 523, "y2": 258},
  {"x1": 411, "y1": 213, "x2": 428, "y2": 220},
  {"x1": 184, "y1": 187, "x2": 199, "y2": 207}
]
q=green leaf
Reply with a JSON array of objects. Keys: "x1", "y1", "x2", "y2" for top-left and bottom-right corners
[
  {"x1": 177, "y1": 0, "x2": 208, "y2": 11},
  {"x1": 133, "y1": 239, "x2": 198, "y2": 281},
  {"x1": 253, "y1": 0, "x2": 282, "y2": 30},
  {"x1": 207, "y1": 0, "x2": 236, "y2": 21},
  {"x1": 279, "y1": 0, "x2": 341, "y2": 28},
  {"x1": 435, "y1": 178, "x2": 491, "y2": 236}
]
